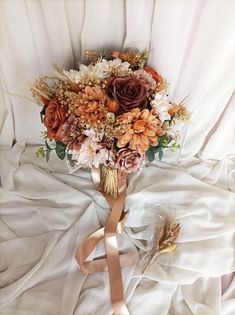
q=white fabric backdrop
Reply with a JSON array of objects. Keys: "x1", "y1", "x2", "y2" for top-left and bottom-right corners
[{"x1": 0, "y1": 0, "x2": 235, "y2": 314}]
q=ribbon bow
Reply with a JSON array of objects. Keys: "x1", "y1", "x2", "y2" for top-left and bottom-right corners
[{"x1": 75, "y1": 169, "x2": 136, "y2": 314}]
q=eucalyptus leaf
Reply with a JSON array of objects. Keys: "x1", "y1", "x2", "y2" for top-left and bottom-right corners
[
  {"x1": 46, "y1": 149, "x2": 51, "y2": 162},
  {"x1": 40, "y1": 105, "x2": 46, "y2": 123},
  {"x1": 146, "y1": 148, "x2": 155, "y2": 162},
  {"x1": 158, "y1": 147, "x2": 163, "y2": 160},
  {"x1": 55, "y1": 141, "x2": 66, "y2": 160},
  {"x1": 67, "y1": 152, "x2": 75, "y2": 167},
  {"x1": 45, "y1": 140, "x2": 52, "y2": 151}
]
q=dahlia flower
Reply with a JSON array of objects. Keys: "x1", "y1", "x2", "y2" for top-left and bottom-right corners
[{"x1": 115, "y1": 108, "x2": 165, "y2": 152}]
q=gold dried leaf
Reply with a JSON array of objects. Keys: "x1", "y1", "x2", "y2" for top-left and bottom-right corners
[{"x1": 142, "y1": 219, "x2": 181, "y2": 273}]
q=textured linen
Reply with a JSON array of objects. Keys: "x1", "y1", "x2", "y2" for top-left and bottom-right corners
[{"x1": 0, "y1": 0, "x2": 235, "y2": 314}]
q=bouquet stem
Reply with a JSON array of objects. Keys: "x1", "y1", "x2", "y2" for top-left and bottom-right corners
[{"x1": 100, "y1": 166, "x2": 119, "y2": 198}]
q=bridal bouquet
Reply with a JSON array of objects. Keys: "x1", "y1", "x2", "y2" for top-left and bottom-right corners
[
  {"x1": 29, "y1": 48, "x2": 188, "y2": 314},
  {"x1": 31, "y1": 48, "x2": 189, "y2": 197}
]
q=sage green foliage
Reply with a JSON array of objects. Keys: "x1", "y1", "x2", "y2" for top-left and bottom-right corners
[
  {"x1": 67, "y1": 152, "x2": 76, "y2": 167},
  {"x1": 45, "y1": 140, "x2": 53, "y2": 162},
  {"x1": 36, "y1": 147, "x2": 45, "y2": 158},
  {"x1": 36, "y1": 139, "x2": 76, "y2": 166},
  {"x1": 145, "y1": 135, "x2": 180, "y2": 162},
  {"x1": 55, "y1": 141, "x2": 66, "y2": 160}
]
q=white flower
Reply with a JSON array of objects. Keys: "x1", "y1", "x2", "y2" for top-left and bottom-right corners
[
  {"x1": 61, "y1": 59, "x2": 131, "y2": 84},
  {"x1": 96, "y1": 58, "x2": 130, "y2": 76},
  {"x1": 69, "y1": 137, "x2": 111, "y2": 169},
  {"x1": 62, "y1": 69, "x2": 80, "y2": 82},
  {"x1": 151, "y1": 93, "x2": 171, "y2": 123},
  {"x1": 83, "y1": 129, "x2": 104, "y2": 142}
]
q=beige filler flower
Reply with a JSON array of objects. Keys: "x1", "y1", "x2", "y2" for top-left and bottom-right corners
[{"x1": 115, "y1": 108, "x2": 165, "y2": 152}]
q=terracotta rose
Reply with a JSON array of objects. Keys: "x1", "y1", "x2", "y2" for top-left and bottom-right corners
[
  {"x1": 144, "y1": 67, "x2": 163, "y2": 83},
  {"x1": 44, "y1": 97, "x2": 66, "y2": 141},
  {"x1": 106, "y1": 77, "x2": 147, "y2": 114}
]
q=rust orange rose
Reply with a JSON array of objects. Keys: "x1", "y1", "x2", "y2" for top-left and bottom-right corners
[
  {"x1": 106, "y1": 77, "x2": 147, "y2": 114},
  {"x1": 144, "y1": 67, "x2": 163, "y2": 83},
  {"x1": 44, "y1": 97, "x2": 66, "y2": 141}
]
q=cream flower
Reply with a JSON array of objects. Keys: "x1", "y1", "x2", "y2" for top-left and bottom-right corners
[
  {"x1": 70, "y1": 137, "x2": 110, "y2": 169},
  {"x1": 151, "y1": 93, "x2": 171, "y2": 123}
]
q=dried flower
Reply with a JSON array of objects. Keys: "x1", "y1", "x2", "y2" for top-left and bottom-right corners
[
  {"x1": 29, "y1": 77, "x2": 54, "y2": 105},
  {"x1": 73, "y1": 86, "x2": 108, "y2": 129},
  {"x1": 143, "y1": 218, "x2": 181, "y2": 273},
  {"x1": 60, "y1": 116, "x2": 85, "y2": 151},
  {"x1": 84, "y1": 49, "x2": 100, "y2": 64},
  {"x1": 115, "y1": 108, "x2": 165, "y2": 152},
  {"x1": 111, "y1": 49, "x2": 149, "y2": 69},
  {"x1": 169, "y1": 104, "x2": 191, "y2": 122}
]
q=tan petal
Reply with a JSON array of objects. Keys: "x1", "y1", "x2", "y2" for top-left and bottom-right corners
[
  {"x1": 117, "y1": 140, "x2": 127, "y2": 148},
  {"x1": 140, "y1": 109, "x2": 149, "y2": 120},
  {"x1": 122, "y1": 133, "x2": 133, "y2": 142},
  {"x1": 140, "y1": 135, "x2": 149, "y2": 146},
  {"x1": 143, "y1": 129, "x2": 155, "y2": 137},
  {"x1": 132, "y1": 134, "x2": 141, "y2": 146},
  {"x1": 149, "y1": 137, "x2": 158, "y2": 146}
]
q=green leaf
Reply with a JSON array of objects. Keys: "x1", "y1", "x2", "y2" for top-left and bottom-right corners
[
  {"x1": 146, "y1": 148, "x2": 155, "y2": 162},
  {"x1": 170, "y1": 143, "x2": 180, "y2": 152},
  {"x1": 40, "y1": 105, "x2": 46, "y2": 123},
  {"x1": 158, "y1": 135, "x2": 169, "y2": 147},
  {"x1": 46, "y1": 149, "x2": 51, "y2": 162},
  {"x1": 55, "y1": 141, "x2": 66, "y2": 160},
  {"x1": 36, "y1": 147, "x2": 45, "y2": 158},
  {"x1": 152, "y1": 146, "x2": 160, "y2": 153},
  {"x1": 45, "y1": 140, "x2": 53, "y2": 151},
  {"x1": 158, "y1": 147, "x2": 164, "y2": 161},
  {"x1": 67, "y1": 152, "x2": 75, "y2": 167}
]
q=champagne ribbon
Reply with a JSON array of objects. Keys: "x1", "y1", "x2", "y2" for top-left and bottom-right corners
[{"x1": 75, "y1": 168, "x2": 136, "y2": 315}]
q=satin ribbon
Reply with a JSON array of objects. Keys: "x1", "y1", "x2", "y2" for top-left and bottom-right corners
[{"x1": 75, "y1": 168, "x2": 136, "y2": 315}]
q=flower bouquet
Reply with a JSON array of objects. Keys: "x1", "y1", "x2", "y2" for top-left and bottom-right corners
[
  {"x1": 32, "y1": 48, "x2": 189, "y2": 197},
  {"x1": 29, "y1": 48, "x2": 188, "y2": 314}
]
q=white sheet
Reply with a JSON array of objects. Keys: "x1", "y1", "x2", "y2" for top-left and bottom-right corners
[{"x1": 0, "y1": 143, "x2": 235, "y2": 315}]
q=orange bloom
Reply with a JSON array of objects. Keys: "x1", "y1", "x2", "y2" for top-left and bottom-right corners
[
  {"x1": 144, "y1": 67, "x2": 163, "y2": 83},
  {"x1": 106, "y1": 99, "x2": 120, "y2": 113},
  {"x1": 115, "y1": 108, "x2": 165, "y2": 152},
  {"x1": 111, "y1": 51, "x2": 121, "y2": 58},
  {"x1": 73, "y1": 86, "x2": 107, "y2": 128},
  {"x1": 44, "y1": 97, "x2": 67, "y2": 141}
]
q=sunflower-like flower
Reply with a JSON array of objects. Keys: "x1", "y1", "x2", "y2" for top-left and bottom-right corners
[
  {"x1": 73, "y1": 86, "x2": 108, "y2": 130},
  {"x1": 115, "y1": 108, "x2": 165, "y2": 152}
]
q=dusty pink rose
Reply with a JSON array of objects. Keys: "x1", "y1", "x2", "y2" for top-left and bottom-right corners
[
  {"x1": 106, "y1": 77, "x2": 147, "y2": 114},
  {"x1": 116, "y1": 148, "x2": 144, "y2": 173}
]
